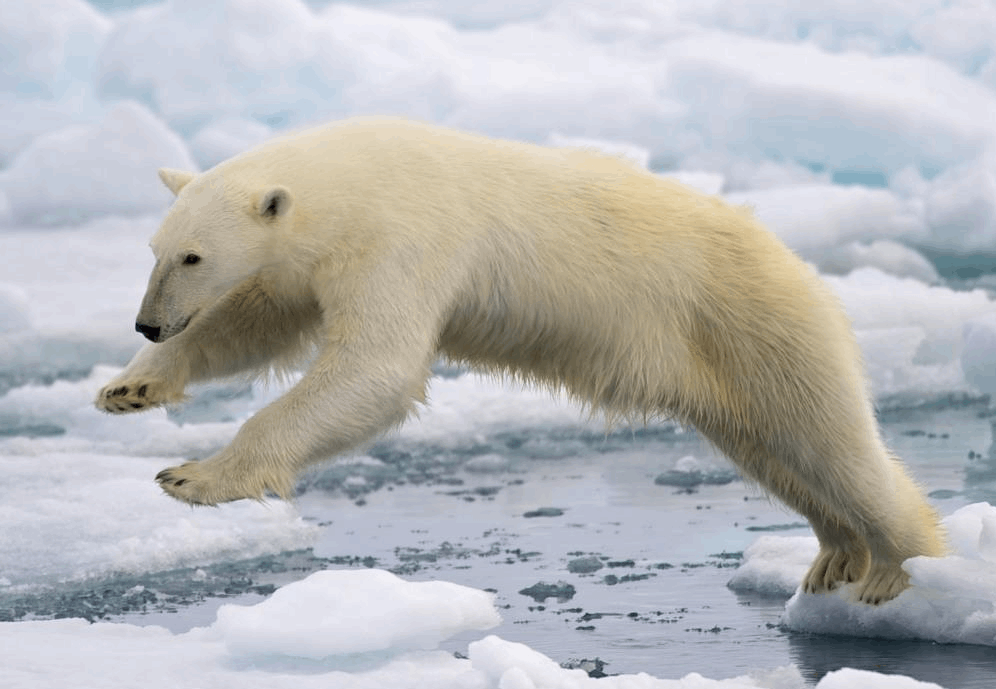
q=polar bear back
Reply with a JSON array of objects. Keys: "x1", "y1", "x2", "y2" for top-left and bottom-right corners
[{"x1": 215, "y1": 118, "x2": 864, "y2": 432}]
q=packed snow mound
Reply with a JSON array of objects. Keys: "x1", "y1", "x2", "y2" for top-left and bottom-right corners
[
  {"x1": 214, "y1": 568, "x2": 502, "y2": 658},
  {"x1": 731, "y1": 503, "x2": 996, "y2": 647},
  {"x1": 0, "y1": 101, "x2": 195, "y2": 225}
]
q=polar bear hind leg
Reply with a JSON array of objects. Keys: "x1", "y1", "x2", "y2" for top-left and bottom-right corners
[{"x1": 698, "y1": 416, "x2": 942, "y2": 604}]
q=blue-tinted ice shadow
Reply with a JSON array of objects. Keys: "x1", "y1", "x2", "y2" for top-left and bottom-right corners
[{"x1": 223, "y1": 648, "x2": 411, "y2": 675}]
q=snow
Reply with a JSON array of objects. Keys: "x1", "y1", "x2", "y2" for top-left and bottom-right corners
[{"x1": 1, "y1": 0, "x2": 995, "y2": 686}]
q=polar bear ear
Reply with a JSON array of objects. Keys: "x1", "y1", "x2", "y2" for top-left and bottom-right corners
[
  {"x1": 158, "y1": 168, "x2": 196, "y2": 196},
  {"x1": 256, "y1": 186, "x2": 293, "y2": 221}
]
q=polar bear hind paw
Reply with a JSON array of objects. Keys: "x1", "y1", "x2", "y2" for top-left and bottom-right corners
[
  {"x1": 854, "y1": 562, "x2": 910, "y2": 605},
  {"x1": 96, "y1": 379, "x2": 168, "y2": 414},
  {"x1": 802, "y1": 545, "x2": 870, "y2": 595}
]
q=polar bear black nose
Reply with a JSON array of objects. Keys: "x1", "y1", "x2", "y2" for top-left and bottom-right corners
[{"x1": 136, "y1": 322, "x2": 161, "y2": 342}]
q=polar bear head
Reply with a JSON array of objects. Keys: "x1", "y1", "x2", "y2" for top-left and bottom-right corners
[{"x1": 134, "y1": 168, "x2": 293, "y2": 343}]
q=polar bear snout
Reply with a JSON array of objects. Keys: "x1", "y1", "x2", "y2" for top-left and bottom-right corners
[{"x1": 136, "y1": 322, "x2": 161, "y2": 342}]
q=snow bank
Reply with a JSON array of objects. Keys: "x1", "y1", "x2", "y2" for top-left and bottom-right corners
[{"x1": 732, "y1": 503, "x2": 996, "y2": 647}]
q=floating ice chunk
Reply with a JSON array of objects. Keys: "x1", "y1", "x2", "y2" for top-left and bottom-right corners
[
  {"x1": 781, "y1": 503, "x2": 996, "y2": 647},
  {"x1": 816, "y1": 240, "x2": 940, "y2": 284},
  {"x1": 961, "y1": 314, "x2": 996, "y2": 398},
  {"x1": 816, "y1": 668, "x2": 945, "y2": 689},
  {"x1": 0, "y1": 574, "x2": 953, "y2": 688},
  {"x1": 470, "y1": 634, "x2": 813, "y2": 688},
  {"x1": 214, "y1": 568, "x2": 501, "y2": 659},
  {"x1": 943, "y1": 502, "x2": 996, "y2": 564},
  {"x1": 655, "y1": 454, "x2": 738, "y2": 488},
  {"x1": 727, "y1": 535, "x2": 819, "y2": 598},
  {"x1": 1, "y1": 101, "x2": 196, "y2": 226},
  {"x1": 463, "y1": 453, "x2": 510, "y2": 473}
]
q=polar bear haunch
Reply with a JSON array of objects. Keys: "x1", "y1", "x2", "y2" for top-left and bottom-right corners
[{"x1": 95, "y1": 117, "x2": 945, "y2": 605}]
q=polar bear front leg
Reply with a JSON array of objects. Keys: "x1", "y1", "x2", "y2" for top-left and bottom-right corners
[
  {"x1": 155, "y1": 312, "x2": 436, "y2": 505},
  {"x1": 96, "y1": 341, "x2": 189, "y2": 414},
  {"x1": 155, "y1": 363, "x2": 428, "y2": 504}
]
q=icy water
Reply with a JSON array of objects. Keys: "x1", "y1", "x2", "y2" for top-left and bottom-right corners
[{"x1": 3, "y1": 402, "x2": 994, "y2": 687}]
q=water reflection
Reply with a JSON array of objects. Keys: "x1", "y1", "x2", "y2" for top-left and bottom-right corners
[{"x1": 788, "y1": 632, "x2": 996, "y2": 688}]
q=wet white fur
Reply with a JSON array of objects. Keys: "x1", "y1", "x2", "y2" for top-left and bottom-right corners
[{"x1": 96, "y1": 117, "x2": 945, "y2": 604}]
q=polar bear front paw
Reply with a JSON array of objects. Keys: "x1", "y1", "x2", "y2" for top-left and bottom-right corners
[
  {"x1": 156, "y1": 459, "x2": 288, "y2": 506},
  {"x1": 96, "y1": 378, "x2": 169, "y2": 414}
]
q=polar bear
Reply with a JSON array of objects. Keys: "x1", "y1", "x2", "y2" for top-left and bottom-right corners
[{"x1": 96, "y1": 117, "x2": 944, "y2": 604}]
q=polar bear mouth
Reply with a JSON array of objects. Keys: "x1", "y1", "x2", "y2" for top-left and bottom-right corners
[{"x1": 159, "y1": 314, "x2": 194, "y2": 342}]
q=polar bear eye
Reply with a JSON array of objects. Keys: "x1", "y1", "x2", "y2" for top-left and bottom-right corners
[{"x1": 182, "y1": 254, "x2": 201, "y2": 265}]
